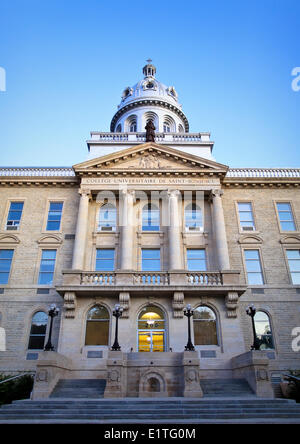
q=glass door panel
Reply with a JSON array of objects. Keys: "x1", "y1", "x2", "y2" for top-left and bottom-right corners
[{"x1": 138, "y1": 331, "x2": 165, "y2": 352}]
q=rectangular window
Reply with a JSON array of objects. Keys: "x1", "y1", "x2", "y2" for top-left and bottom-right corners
[
  {"x1": 286, "y1": 250, "x2": 300, "y2": 284},
  {"x1": 238, "y1": 202, "x2": 255, "y2": 231},
  {"x1": 6, "y1": 202, "x2": 24, "y2": 230},
  {"x1": 0, "y1": 250, "x2": 14, "y2": 284},
  {"x1": 276, "y1": 203, "x2": 296, "y2": 231},
  {"x1": 95, "y1": 249, "x2": 115, "y2": 271},
  {"x1": 187, "y1": 249, "x2": 207, "y2": 271},
  {"x1": 38, "y1": 250, "x2": 56, "y2": 285},
  {"x1": 244, "y1": 249, "x2": 264, "y2": 284},
  {"x1": 141, "y1": 249, "x2": 161, "y2": 271},
  {"x1": 46, "y1": 202, "x2": 63, "y2": 231}
]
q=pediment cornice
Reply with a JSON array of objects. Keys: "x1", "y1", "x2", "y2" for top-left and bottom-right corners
[{"x1": 73, "y1": 143, "x2": 228, "y2": 178}]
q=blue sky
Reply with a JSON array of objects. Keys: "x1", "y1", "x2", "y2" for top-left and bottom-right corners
[{"x1": 0, "y1": 0, "x2": 299, "y2": 168}]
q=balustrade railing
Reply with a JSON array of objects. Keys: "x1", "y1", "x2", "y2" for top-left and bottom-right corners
[
  {"x1": 89, "y1": 132, "x2": 203, "y2": 143},
  {"x1": 186, "y1": 272, "x2": 222, "y2": 286},
  {"x1": 81, "y1": 272, "x2": 115, "y2": 285},
  {"x1": 78, "y1": 271, "x2": 223, "y2": 286},
  {"x1": 133, "y1": 272, "x2": 169, "y2": 285}
]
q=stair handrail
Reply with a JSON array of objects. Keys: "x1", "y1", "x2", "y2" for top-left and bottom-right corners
[
  {"x1": 282, "y1": 372, "x2": 300, "y2": 382},
  {"x1": 0, "y1": 372, "x2": 35, "y2": 385}
]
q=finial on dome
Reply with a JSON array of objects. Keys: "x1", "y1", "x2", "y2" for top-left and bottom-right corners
[{"x1": 143, "y1": 59, "x2": 156, "y2": 78}]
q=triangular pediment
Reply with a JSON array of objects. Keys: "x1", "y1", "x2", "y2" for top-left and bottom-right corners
[{"x1": 73, "y1": 142, "x2": 228, "y2": 176}]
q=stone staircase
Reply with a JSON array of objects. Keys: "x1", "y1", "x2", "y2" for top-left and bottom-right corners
[
  {"x1": 1, "y1": 398, "x2": 300, "y2": 423},
  {"x1": 201, "y1": 378, "x2": 255, "y2": 397},
  {"x1": 50, "y1": 379, "x2": 106, "y2": 399}
]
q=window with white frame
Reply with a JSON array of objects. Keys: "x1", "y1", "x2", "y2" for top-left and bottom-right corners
[
  {"x1": 244, "y1": 249, "x2": 264, "y2": 285},
  {"x1": 185, "y1": 203, "x2": 203, "y2": 231},
  {"x1": 237, "y1": 202, "x2": 255, "y2": 231},
  {"x1": 286, "y1": 250, "x2": 300, "y2": 284},
  {"x1": 46, "y1": 202, "x2": 63, "y2": 231},
  {"x1": 276, "y1": 203, "x2": 296, "y2": 231},
  {"x1": 142, "y1": 203, "x2": 160, "y2": 231},
  {"x1": 38, "y1": 250, "x2": 57, "y2": 285},
  {"x1": 6, "y1": 202, "x2": 24, "y2": 230},
  {"x1": 95, "y1": 249, "x2": 115, "y2": 271},
  {"x1": 0, "y1": 250, "x2": 14, "y2": 284},
  {"x1": 98, "y1": 203, "x2": 116, "y2": 231},
  {"x1": 187, "y1": 249, "x2": 207, "y2": 271},
  {"x1": 141, "y1": 249, "x2": 160, "y2": 271}
]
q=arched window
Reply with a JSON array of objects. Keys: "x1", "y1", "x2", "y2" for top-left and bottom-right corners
[
  {"x1": 178, "y1": 124, "x2": 184, "y2": 133},
  {"x1": 116, "y1": 124, "x2": 122, "y2": 132},
  {"x1": 85, "y1": 305, "x2": 109, "y2": 346},
  {"x1": 185, "y1": 203, "x2": 203, "y2": 231},
  {"x1": 142, "y1": 203, "x2": 160, "y2": 231},
  {"x1": 126, "y1": 115, "x2": 137, "y2": 133},
  {"x1": 163, "y1": 122, "x2": 171, "y2": 132},
  {"x1": 254, "y1": 311, "x2": 274, "y2": 350},
  {"x1": 28, "y1": 311, "x2": 48, "y2": 350},
  {"x1": 98, "y1": 203, "x2": 116, "y2": 231},
  {"x1": 162, "y1": 115, "x2": 175, "y2": 133},
  {"x1": 144, "y1": 112, "x2": 158, "y2": 131},
  {"x1": 193, "y1": 306, "x2": 218, "y2": 345}
]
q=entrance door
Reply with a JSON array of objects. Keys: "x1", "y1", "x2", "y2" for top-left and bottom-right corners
[
  {"x1": 138, "y1": 331, "x2": 165, "y2": 352},
  {"x1": 137, "y1": 306, "x2": 166, "y2": 352}
]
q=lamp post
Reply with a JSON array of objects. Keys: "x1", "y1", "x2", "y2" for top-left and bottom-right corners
[
  {"x1": 44, "y1": 304, "x2": 60, "y2": 351},
  {"x1": 111, "y1": 304, "x2": 123, "y2": 351},
  {"x1": 246, "y1": 304, "x2": 260, "y2": 351},
  {"x1": 184, "y1": 304, "x2": 195, "y2": 351}
]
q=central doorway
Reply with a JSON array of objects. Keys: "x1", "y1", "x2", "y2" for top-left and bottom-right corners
[{"x1": 138, "y1": 306, "x2": 165, "y2": 352}]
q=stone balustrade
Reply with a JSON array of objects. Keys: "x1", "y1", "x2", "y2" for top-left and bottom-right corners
[
  {"x1": 81, "y1": 272, "x2": 116, "y2": 285},
  {"x1": 62, "y1": 270, "x2": 236, "y2": 288},
  {"x1": 133, "y1": 272, "x2": 169, "y2": 286},
  {"x1": 89, "y1": 132, "x2": 203, "y2": 143},
  {"x1": 186, "y1": 272, "x2": 222, "y2": 286}
]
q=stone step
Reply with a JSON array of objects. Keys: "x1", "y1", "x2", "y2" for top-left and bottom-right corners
[
  {"x1": 1, "y1": 412, "x2": 300, "y2": 420},
  {"x1": 50, "y1": 379, "x2": 106, "y2": 399},
  {"x1": 1, "y1": 398, "x2": 300, "y2": 422},
  {"x1": 200, "y1": 379, "x2": 254, "y2": 397}
]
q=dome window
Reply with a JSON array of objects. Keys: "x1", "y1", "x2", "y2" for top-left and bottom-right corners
[
  {"x1": 162, "y1": 115, "x2": 175, "y2": 133},
  {"x1": 126, "y1": 115, "x2": 138, "y2": 133},
  {"x1": 116, "y1": 124, "x2": 122, "y2": 133}
]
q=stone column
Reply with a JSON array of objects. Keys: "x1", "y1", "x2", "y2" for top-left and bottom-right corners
[
  {"x1": 168, "y1": 189, "x2": 182, "y2": 270},
  {"x1": 210, "y1": 189, "x2": 230, "y2": 270},
  {"x1": 72, "y1": 189, "x2": 91, "y2": 270},
  {"x1": 120, "y1": 189, "x2": 135, "y2": 270}
]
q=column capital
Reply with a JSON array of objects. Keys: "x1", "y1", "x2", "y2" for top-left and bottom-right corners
[
  {"x1": 167, "y1": 189, "x2": 181, "y2": 198},
  {"x1": 120, "y1": 188, "x2": 135, "y2": 198},
  {"x1": 78, "y1": 188, "x2": 92, "y2": 198},
  {"x1": 210, "y1": 188, "x2": 224, "y2": 199}
]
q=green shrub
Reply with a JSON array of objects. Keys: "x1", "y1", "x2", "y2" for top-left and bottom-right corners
[{"x1": 0, "y1": 374, "x2": 34, "y2": 406}]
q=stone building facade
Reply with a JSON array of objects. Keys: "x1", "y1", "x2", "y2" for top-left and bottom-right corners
[{"x1": 0, "y1": 62, "x2": 299, "y2": 398}]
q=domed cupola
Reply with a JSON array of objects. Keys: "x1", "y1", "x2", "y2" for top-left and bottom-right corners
[{"x1": 110, "y1": 61, "x2": 189, "y2": 134}]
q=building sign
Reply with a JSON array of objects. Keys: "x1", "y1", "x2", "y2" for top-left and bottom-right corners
[{"x1": 82, "y1": 177, "x2": 220, "y2": 185}]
